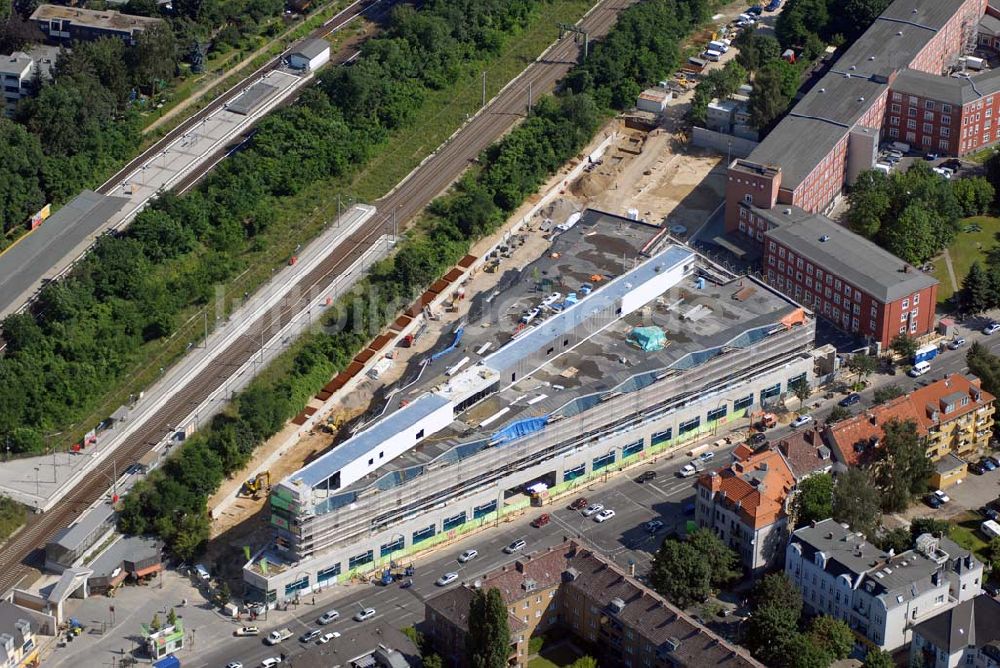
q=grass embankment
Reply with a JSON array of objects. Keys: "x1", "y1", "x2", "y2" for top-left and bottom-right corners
[
  {"x1": 62, "y1": 0, "x2": 595, "y2": 452},
  {"x1": 932, "y1": 215, "x2": 1000, "y2": 304},
  {"x1": 0, "y1": 497, "x2": 26, "y2": 545}
]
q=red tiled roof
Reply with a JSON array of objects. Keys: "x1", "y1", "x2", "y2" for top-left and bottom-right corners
[
  {"x1": 776, "y1": 429, "x2": 833, "y2": 480},
  {"x1": 907, "y1": 373, "x2": 995, "y2": 433},
  {"x1": 697, "y1": 446, "x2": 795, "y2": 529}
]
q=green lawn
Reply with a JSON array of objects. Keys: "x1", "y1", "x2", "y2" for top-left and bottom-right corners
[
  {"x1": 0, "y1": 497, "x2": 26, "y2": 545},
  {"x1": 527, "y1": 643, "x2": 586, "y2": 668},
  {"x1": 932, "y1": 215, "x2": 1000, "y2": 304},
  {"x1": 949, "y1": 514, "x2": 992, "y2": 564}
]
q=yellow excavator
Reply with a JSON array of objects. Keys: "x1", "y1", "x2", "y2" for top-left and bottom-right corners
[{"x1": 239, "y1": 471, "x2": 271, "y2": 499}]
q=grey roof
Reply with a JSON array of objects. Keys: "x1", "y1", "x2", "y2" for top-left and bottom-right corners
[
  {"x1": 763, "y1": 211, "x2": 938, "y2": 302},
  {"x1": 891, "y1": 68, "x2": 1000, "y2": 106},
  {"x1": 913, "y1": 595, "x2": 1000, "y2": 654},
  {"x1": 228, "y1": 82, "x2": 279, "y2": 115},
  {"x1": 50, "y1": 500, "x2": 115, "y2": 552},
  {"x1": 48, "y1": 567, "x2": 93, "y2": 603},
  {"x1": 744, "y1": 0, "x2": 970, "y2": 190},
  {"x1": 89, "y1": 535, "x2": 162, "y2": 578},
  {"x1": 483, "y1": 245, "x2": 695, "y2": 373},
  {"x1": 290, "y1": 391, "x2": 451, "y2": 489},
  {"x1": 982, "y1": 12, "x2": 1000, "y2": 36},
  {"x1": 935, "y1": 452, "x2": 966, "y2": 474},
  {"x1": 293, "y1": 38, "x2": 329, "y2": 60},
  {"x1": 0, "y1": 52, "x2": 33, "y2": 77},
  {"x1": 790, "y1": 518, "x2": 886, "y2": 580}
]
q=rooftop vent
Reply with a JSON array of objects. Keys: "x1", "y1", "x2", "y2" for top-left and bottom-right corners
[
  {"x1": 858, "y1": 97, "x2": 865, "y2": 102},
  {"x1": 850, "y1": 65, "x2": 857, "y2": 70},
  {"x1": 522, "y1": 578, "x2": 537, "y2": 592},
  {"x1": 784, "y1": 208, "x2": 792, "y2": 214},
  {"x1": 819, "y1": 235, "x2": 830, "y2": 242},
  {"x1": 869, "y1": 56, "x2": 875, "y2": 61},
  {"x1": 896, "y1": 31, "x2": 903, "y2": 36},
  {"x1": 562, "y1": 568, "x2": 579, "y2": 582},
  {"x1": 664, "y1": 637, "x2": 681, "y2": 652},
  {"x1": 608, "y1": 598, "x2": 626, "y2": 614},
  {"x1": 819, "y1": 87, "x2": 826, "y2": 93}
]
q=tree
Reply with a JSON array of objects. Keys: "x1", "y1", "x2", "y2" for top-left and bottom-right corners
[
  {"x1": 785, "y1": 632, "x2": 835, "y2": 668},
  {"x1": 968, "y1": 343, "x2": 1000, "y2": 396},
  {"x1": 149, "y1": 613, "x2": 161, "y2": 632},
  {"x1": 0, "y1": 119, "x2": 46, "y2": 234},
  {"x1": 167, "y1": 608, "x2": 177, "y2": 627},
  {"x1": 214, "y1": 581, "x2": 231, "y2": 607},
  {"x1": 793, "y1": 473, "x2": 833, "y2": 527},
  {"x1": 127, "y1": 23, "x2": 176, "y2": 90},
  {"x1": 847, "y1": 170, "x2": 891, "y2": 238},
  {"x1": 808, "y1": 615, "x2": 854, "y2": 660},
  {"x1": 826, "y1": 406, "x2": 850, "y2": 424},
  {"x1": 832, "y1": 468, "x2": 881, "y2": 537},
  {"x1": 745, "y1": 604, "x2": 800, "y2": 666},
  {"x1": 880, "y1": 203, "x2": 938, "y2": 264},
  {"x1": 793, "y1": 379, "x2": 811, "y2": 403},
  {"x1": 847, "y1": 354, "x2": 876, "y2": 381},
  {"x1": 749, "y1": 61, "x2": 793, "y2": 130},
  {"x1": 890, "y1": 333, "x2": 918, "y2": 361},
  {"x1": 466, "y1": 588, "x2": 510, "y2": 668},
  {"x1": 872, "y1": 419, "x2": 933, "y2": 512},
  {"x1": 423, "y1": 656, "x2": 444, "y2": 668},
  {"x1": 876, "y1": 526, "x2": 912, "y2": 554},
  {"x1": 863, "y1": 649, "x2": 894, "y2": 668},
  {"x1": 568, "y1": 658, "x2": 598, "y2": 668},
  {"x1": 909, "y1": 517, "x2": 951, "y2": 540},
  {"x1": 686, "y1": 528, "x2": 740, "y2": 587},
  {"x1": 962, "y1": 261, "x2": 992, "y2": 314},
  {"x1": 650, "y1": 539, "x2": 712, "y2": 607},
  {"x1": 872, "y1": 384, "x2": 904, "y2": 405},
  {"x1": 951, "y1": 176, "x2": 994, "y2": 216}
]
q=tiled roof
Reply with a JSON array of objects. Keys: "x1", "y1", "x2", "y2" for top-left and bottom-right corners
[
  {"x1": 907, "y1": 374, "x2": 995, "y2": 433},
  {"x1": 824, "y1": 395, "x2": 923, "y2": 466},
  {"x1": 776, "y1": 428, "x2": 833, "y2": 480},
  {"x1": 697, "y1": 446, "x2": 795, "y2": 528}
]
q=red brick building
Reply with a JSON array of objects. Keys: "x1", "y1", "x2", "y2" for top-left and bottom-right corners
[
  {"x1": 759, "y1": 209, "x2": 938, "y2": 347},
  {"x1": 724, "y1": 0, "x2": 987, "y2": 232}
]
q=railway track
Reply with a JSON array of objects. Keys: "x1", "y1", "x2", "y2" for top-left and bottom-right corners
[{"x1": 0, "y1": 0, "x2": 632, "y2": 595}]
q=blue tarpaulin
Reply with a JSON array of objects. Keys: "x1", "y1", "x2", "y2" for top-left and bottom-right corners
[{"x1": 627, "y1": 326, "x2": 667, "y2": 351}]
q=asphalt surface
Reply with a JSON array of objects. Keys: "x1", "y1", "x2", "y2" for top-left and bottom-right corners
[
  {"x1": 0, "y1": 0, "x2": 635, "y2": 597},
  {"x1": 191, "y1": 446, "x2": 712, "y2": 668}
]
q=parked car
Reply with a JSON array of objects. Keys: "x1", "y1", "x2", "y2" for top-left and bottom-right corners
[
  {"x1": 569, "y1": 497, "x2": 588, "y2": 510},
  {"x1": 979, "y1": 505, "x2": 1000, "y2": 521},
  {"x1": 458, "y1": 549, "x2": 478, "y2": 563},
  {"x1": 925, "y1": 152, "x2": 940, "y2": 161},
  {"x1": 300, "y1": 629, "x2": 321, "y2": 643},
  {"x1": 645, "y1": 520, "x2": 665, "y2": 534},
  {"x1": 226, "y1": 663, "x2": 244, "y2": 668},
  {"x1": 261, "y1": 659, "x2": 283, "y2": 668},
  {"x1": 985, "y1": 455, "x2": 1000, "y2": 468},
  {"x1": 436, "y1": 572, "x2": 459, "y2": 587},
  {"x1": 749, "y1": 432, "x2": 767, "y2": 446},
  {"x1": 838, "y1": 393, "x2": 861, "y2": 407},
  {"x1": 925, "y1": 494, "x2": 943, "y2": 509},
  {"x1": 934, "y1": 490, "x2": 951, "y2": 504},
  {"x1": 504, "y1": 539, "x2": 526, "y2": 554},
  {"x1": 941, "y1": 158, "x2": 962, "y2": 171},
  {"x1": 541, "y1": 292, "x2": 563, "y2": 308},
  {"x1": 531, "y1": 514, "x2": 551, "y2": 528},
  {"x1": 947, "y1": 337, "x2": 966, "y2": 350},
  {"x1": 594, "y1": 509, "x2": 616, "y2": 523},
  {"x1": 636, "y1": 470, "x2": 658, "y2": 483},
  {"x1": 698, "y1": 452, "x2": 715, "y2": 463},
  {"x1": 970, "y1": 461, "x2": 987, "y2": 475},
  {"x1": 984, "y1": 322, "x2": 1000, "y2": 335},
  {"x1": 982, "y1": 457, "x2": 998, "y2": 471},
  {"x1": 317, "y1": 610, "x2": 340, "y2": 625},
  {"x1": 790, "y1": 414, "x2": 814, "y2": 428},
  {"x1": 317, "y1": 632, "x2": 340, "y2": 644},
  {"x1": 582, "y1": 503, "x2": 604, "y2": 517},
  {"x1": 353, "y1": 608, "x2": 376, "y2": 622}
]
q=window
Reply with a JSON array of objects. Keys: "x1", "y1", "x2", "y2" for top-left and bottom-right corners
[
  {"x1": 707, "y1": 405, "x2": 728, "y2": 422},
  {"x1": 760, "y1": 383, "x2": 781, "y2": 402},
  {"x1": 890, "y1": 103, "x2": 900, "y2": 113},
  {"x1": 317, "y1": 563, "x2": 342, "y2": 583},
  {"x1": 380, "y1": 537, "x2": 405, "y2": 557},
  {"x1": 349, "y1": 550, "x2": 374, "y2": 569},
  {"x1": 902, "y1": 298, "x2": 909, "y2": 309},
  {"x1": 778, "y1": 261, "x2": 785, "y2": 272},
  {"x1": 943, "y1": 103, "x2": 952, "y2": 114},
  {"x1": 778, "y1": 247, "x2": 785, "y2": 258},
  {"x1": 942, "y1": 115, "x2": 951, "y2": 126},
  {"x1": 914, "y1": 294, "x2": 920, "y2": 305},
  {"x1": 473, "y1": 500, "x2": 498, "y2": 518},
  {"x1": 734, "y1": 394, "x2": 754, "y2": 411},
  {"x1": 443, "y1": 512, "x2": 467, "y2": 531},
  {"x1": 923, "y1": 123, "x2": 933, "y2": 134},
  {"x1": 901, "y1": 312, "x2": 908, "y2": 322},
  {"x1": 940, "y1": 139, "x2": 950, "y2": 150},
  {"x1": 908, "y1": 107, "x2": 917, "y2": 117},
  {"x1": 925, "y1": 100, "x2": 935, "y2": 110},
  {"x1": 678, "y1": 417, "x2": 701, "y2": 435},
  {"x1": 907, "y1": 119, "x2": 917, "y2": 130},
  {"x1": 889, "y1": 128, "x2": 899, "y2": 138},
  {"x1": 844, "y1": 285, "x2": 852, "y2": 298},
  {"x1": 412, "y1": 524, "x2": 436, "y2": 544},
  {"x1": 743, "y1": 194, "x2": 752, "y2": 204},
  {"x1": 285, "y1": 575, "x2": 310, "y2": 596},
  {"x1": 593, "y1": 451, "x2": 616, "y2": 469},
  {"x1": 768, "y1": 241, "x2": 776, "y2": 252}
]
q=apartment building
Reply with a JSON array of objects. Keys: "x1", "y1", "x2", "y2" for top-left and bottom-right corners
[
  {"x1": 909, "y1": 594, "x2": 1000, "y2": 668},
  {"x1": 0, "y1": 602, "x2": 45, "y2": 668},
  {"x1": 786, "y1": 519, "x2": 983, "y2": 650},
  {"x1": 0, "y1": 46, "x2": 56, "y2": 117},
  {"x1": 759, "y1": 209, "x2": 939, "y2": 348},
  {"x1": 695, "y1": 445, "x2": 796, "y2": 574},
  {"x1": 724, "y1": 0, "x2": 986, "y2": 231},
  {"x1": 424, "y1": 541, "x2": 764, "y2": 668},
  {"x1": 30, "y1": 5, "x2": 162, "y2": 46},
  {"x1": 826, "y1": 374, "x2": 996, "y2": 484}
]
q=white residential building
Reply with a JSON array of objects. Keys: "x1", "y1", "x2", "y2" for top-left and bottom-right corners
[
  {"x1": 786, "y1": 519, "x2": 983, "y2": 651},
  {"x1": 0, "y1": 45, "x2": 58, "y2": 116},
  {"x1": 909, "y1": 595, "x2": 1000, "y2": 668}
]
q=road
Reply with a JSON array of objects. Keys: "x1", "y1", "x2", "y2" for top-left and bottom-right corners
[
  {"x1": 191, "y1": 445, "x2": 715, "y2": 668},
  {"x1": 0, "y1": 0, "x2": 635, "y2": 597}
]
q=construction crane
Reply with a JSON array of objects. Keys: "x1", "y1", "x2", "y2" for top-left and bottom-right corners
[{"x1": 239, "y1": 471, "x2": 271, "y2": 499}]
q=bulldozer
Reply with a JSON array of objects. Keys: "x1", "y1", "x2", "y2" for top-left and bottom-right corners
[{"x1": 239, "y1": 471, "x2": 271, "y2": 499}]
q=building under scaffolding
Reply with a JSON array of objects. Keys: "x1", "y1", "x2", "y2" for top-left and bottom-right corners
[{"x1": 243, "y1": 210, "x2": 817, "y2": 602}]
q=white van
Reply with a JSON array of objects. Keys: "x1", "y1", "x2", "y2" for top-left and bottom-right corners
[
  {"x1": 703, "y1": 49, "x2": 722, "y2": 62},
  {"x1": 708, "y1": 40, "x2": 729, "y2": 53},
  {"x1": 908, "y1": 360, "x2": 931, "y2": 377},
  {"x1": 981, "y1": 519, "x2": 1000, "y2": 540}
]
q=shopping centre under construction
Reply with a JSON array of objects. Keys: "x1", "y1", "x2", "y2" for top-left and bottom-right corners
[{"x1": 243, "y1": 210, "x2": 818, "y2": 602}]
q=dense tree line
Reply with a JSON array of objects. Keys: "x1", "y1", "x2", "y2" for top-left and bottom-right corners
[
  {"x1": 686, "y1": 60, "x2": 746, "y2": 126},
  {"x1": 775, "y1": 0, "x2": 891, "y2": 54},
  {"x1": 116, "y1": 0, "x2": 712, "y2": 555},
  {"x1": 847, "y1": 164, "x2": 993, "y2": 265}
]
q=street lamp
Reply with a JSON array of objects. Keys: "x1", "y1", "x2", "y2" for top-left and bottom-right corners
[{"x1": 34, "y1": 466, "x2": 40, "y2": 497}]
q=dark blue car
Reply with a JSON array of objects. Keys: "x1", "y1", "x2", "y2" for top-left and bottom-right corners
[{"x1": 838, "y1": 393, "x2": 861, "y2": 408}]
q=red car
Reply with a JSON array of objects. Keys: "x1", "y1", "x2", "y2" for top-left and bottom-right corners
[
  {"x1": 531, "y1": 514, "x2": 551, "y2": 528},
  {"x1": 569, "y1": 497, "x2": 588, "y2": 510}
]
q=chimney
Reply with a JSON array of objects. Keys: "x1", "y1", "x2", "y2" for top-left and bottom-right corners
[
  {"x1": 869, "y1": 413, "x2": 877, "y2": 426},
  {"x1": 515, "y1": 560, "x2": 526, "y2": 573}
]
